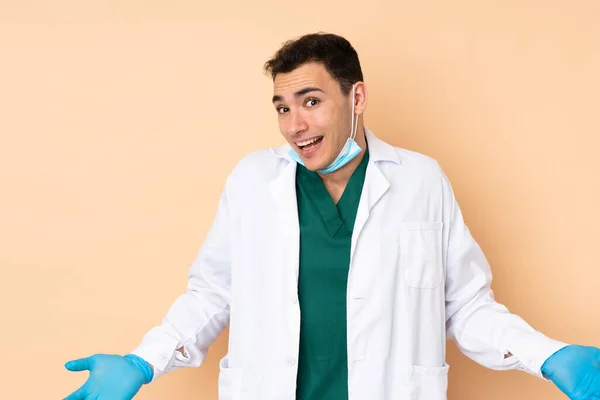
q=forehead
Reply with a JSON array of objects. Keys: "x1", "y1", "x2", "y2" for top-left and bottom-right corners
[{"x1": 273, "y1": 62, "x2": 337, "y2": 97}]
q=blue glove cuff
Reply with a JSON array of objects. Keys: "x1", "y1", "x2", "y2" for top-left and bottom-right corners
[
  {"x1": 124, "y1": 354, "x2": 154, "y2": 384},
  {"x1": 541, "y1": 345, "x2": 570, "y2": 378}
]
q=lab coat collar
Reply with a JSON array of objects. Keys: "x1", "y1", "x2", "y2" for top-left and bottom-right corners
[{"x1": 268, "y1": 126, "x2": 401, "y2": 165}]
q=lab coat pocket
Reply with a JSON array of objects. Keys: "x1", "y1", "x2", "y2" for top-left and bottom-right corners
[
  {"x1": 218, "y1": 355, "x2": 243, "y2": 400},
  {"x1": 399, "y1": 222, "x2": 444, "y2": 288},
  {"x1": 410, "y1": 364, "x2": 449, "y2": 400}
]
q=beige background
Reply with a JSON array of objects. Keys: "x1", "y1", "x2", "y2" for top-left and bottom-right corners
[{"x1": 1, "y1": 1, "x2": 599, "y2": 399}]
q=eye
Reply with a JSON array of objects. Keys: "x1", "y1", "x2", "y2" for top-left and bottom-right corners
[
  {"x1": 276, "y1": 106, "x2": 289, "y2": 114},
  {"x1": 305, "y1": 98, "x2": 320, "y2": 107}
]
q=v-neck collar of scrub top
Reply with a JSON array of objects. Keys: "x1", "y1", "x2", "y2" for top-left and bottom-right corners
[{"x1": 295, "y1": 144, "x2": 370, "y2": 237}]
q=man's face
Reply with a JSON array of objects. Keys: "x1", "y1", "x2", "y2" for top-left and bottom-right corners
[{"x1": 272, "y1": 62, "x2": 353, "y2": 171}]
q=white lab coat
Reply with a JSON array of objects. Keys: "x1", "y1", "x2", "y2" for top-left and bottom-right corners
[{"x1": 131, "y1": 127, "x2": 568, "y2": 399}]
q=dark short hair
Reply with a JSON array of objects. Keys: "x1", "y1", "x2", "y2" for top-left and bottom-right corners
[{"x1": 263, "y1": 32, "x2": 364, "y2": 96}]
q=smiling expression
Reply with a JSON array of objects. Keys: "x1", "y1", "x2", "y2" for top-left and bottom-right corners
[{"x1": 272, "y1": 62, "x2": 356, "y2": 172}]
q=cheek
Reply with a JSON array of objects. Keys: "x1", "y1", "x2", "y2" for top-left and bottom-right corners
[
  {"x1": 308, "y1": 110, "x2": 330, "y2": 133},
  {"x1": 277, "y1": 118, "x2": 285, "y2": 134},
  {"x1": 277, "y1": 115, "x2": 291, "y2": 136}
]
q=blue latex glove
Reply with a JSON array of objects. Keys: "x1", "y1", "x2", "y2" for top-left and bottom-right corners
[
  {"x1": 541, "y1": 345, "x2": 600, "y2": 399},
  {"x1": 63, "y1": 354, "x2": 153, "y2": 400}
]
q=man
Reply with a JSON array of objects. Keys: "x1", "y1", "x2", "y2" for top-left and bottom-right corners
[{"x1": 63, "y1": 33, "x2": 600, "y2": 400}]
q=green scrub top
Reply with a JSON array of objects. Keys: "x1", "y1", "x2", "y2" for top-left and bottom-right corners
[{"x1": 294, "y1": 146, "x2": 370, "y2": 400}]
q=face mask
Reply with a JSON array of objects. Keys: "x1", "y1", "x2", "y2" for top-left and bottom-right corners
[{"x1": 288, "y1": 84, "x2": 362, "y2": 174}]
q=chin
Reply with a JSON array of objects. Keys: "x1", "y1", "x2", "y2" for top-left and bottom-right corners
[
  {"x1": 301, "y1": 161, "x2": 321, "y2": 171},
  {"x1": 304, "y1": 159, "x2": 331, "y2": 172}
]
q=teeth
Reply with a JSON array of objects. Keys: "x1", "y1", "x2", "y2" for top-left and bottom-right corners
[{"x1": 297, "y1": 137, "x2": 321, "y2": 146}]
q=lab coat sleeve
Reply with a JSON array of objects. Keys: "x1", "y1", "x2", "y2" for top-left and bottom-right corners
[
  {"x1": 440, "y1": 168, "x2": 569, "y2": 379},
  {"x1": 129, "y1": 183, "x2": 233, "y2": 381}
]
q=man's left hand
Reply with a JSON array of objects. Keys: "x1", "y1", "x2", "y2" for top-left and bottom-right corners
[{"x1": 541, "y1": 344, "x2": 600, "y2": 399}]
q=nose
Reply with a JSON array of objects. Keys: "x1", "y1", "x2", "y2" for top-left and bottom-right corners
[{"x1": 285, "y1": 110, "x2": 308, "y2": 137}]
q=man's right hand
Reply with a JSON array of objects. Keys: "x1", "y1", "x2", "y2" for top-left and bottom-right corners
[{"x1": 63, "y1": 353, "x2": 153, "y2": 400}]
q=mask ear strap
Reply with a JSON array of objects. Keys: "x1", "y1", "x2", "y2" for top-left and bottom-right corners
[{"x1": 350, "y1": 84, "x2": 358, "y2": 140}]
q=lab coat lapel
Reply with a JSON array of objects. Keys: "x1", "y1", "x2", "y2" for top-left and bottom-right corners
[
  {"x1": 349, "y1": 160, "x2": 390, "y2": 302},
  {"x1": 268, "y1": 157, "x2": 300, "y2": 280},
  {"x1": 351, "y1": 161, "x2": 389, "y2": 262},
  {"x1": 350, "y1": 127, "x2": 399, "y2": 264}
]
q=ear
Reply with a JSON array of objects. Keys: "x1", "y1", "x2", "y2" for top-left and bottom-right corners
[{"x1": 353, "y1": 81, "x2": 368, "y2": 115}]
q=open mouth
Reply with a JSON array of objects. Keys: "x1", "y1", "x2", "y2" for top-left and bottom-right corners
[{"x1": 297, "y1": 136, "x2": 324, "y2": 152}]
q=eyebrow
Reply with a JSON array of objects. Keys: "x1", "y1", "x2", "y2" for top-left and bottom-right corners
[{"x1": 272, "y1": 87, "x2": 324, "y2": 103}]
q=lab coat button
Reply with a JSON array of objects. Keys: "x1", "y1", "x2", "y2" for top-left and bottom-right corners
[{"x1": 286, "y1": 357, "x2": 296, "y2": 366}]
